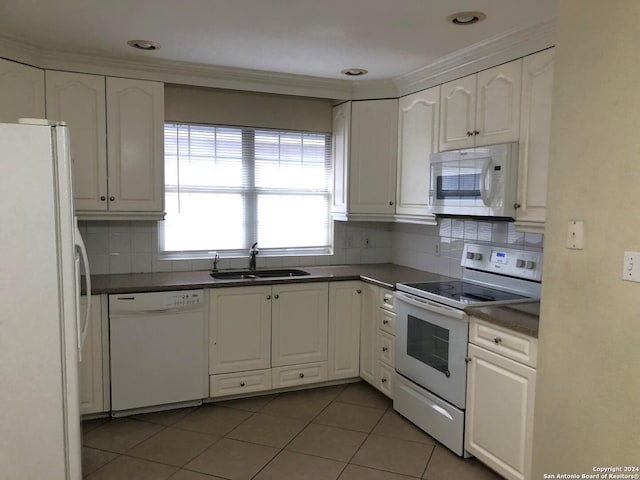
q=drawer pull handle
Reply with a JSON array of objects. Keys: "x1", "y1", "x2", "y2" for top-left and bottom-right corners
[
  {"x1": 382, "y1": 347, "x2": 388, "y2": 352},
  {"x1": 240, "y1": 381, "x2": 245, "y2": 387},
  {"x1": 382, "y1": 319, "x2": 389, "y2": 325},
  {"x1": 381, "y1": 377, "x2": 387, "y2": 383},
  {"x1": 299, "y1": 373, "x2": 305, "y2": 378},
  {"x1": 494, "y1": 337, "x2": 502, "y2": 344}
]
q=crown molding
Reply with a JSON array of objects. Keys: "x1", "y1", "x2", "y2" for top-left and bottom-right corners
[
  {"x1": 0, "y1": 19, "x2": 555, "y2": 101},
  {"x1": 392, "y1": 18, "x2": 556, "y2": 97}
]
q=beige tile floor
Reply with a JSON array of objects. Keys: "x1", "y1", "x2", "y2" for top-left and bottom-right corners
[{"x1": 82, "y1": 381, "x2": 502, "y2": 480}]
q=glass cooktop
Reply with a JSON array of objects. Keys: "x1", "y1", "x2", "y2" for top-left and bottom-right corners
[{"x1": 401, "y1": 281, "x2": 529, "y2": 305}]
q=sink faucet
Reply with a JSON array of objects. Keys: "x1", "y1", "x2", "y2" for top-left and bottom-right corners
[
  {"x1": 211, "y1": 252, "x2": 220, "y2": 272},
  {"x1": 249, "y1": 242, "x2": 259, "y2": 270}
]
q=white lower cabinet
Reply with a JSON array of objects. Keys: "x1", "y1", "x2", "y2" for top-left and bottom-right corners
[
  {"x1": 328, "y1": 281, "x2": 362, "y2": 380},
  {"x1": 465, "y1": 317, "x2": 537, "y2": 480},
  {"x1": 359, "y1": 283, "x2": 379, "y2": 385},
  {"x1": 79, "y1": 295, "x2": 109, "y2": 415},
  {"x1": 208, "y1": 282, "x2": 329, "y2": 398}
]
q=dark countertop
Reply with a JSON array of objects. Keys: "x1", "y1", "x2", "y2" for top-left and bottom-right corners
[
  {"x1": 464, "y1": 301, "x2": 540, "y2": 338},
  {"x1": 86, "y1": 263, "x2": 453, "y2": 295}
]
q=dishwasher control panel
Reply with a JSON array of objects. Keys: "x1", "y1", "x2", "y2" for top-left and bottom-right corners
[
  {"x1": 166, "y1": 291, "x2": 203, "y2": 308},
  {"x1": 109, "y1": 289, "x2": 205, "y2": 314}
]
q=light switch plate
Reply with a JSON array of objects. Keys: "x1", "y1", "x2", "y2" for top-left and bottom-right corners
[
  {"x1": 623, "y1": 252, "x2": 640, "y2": 282},
  {"x1": 567, "y1": 220, "x2": 584, "y2": 249}
]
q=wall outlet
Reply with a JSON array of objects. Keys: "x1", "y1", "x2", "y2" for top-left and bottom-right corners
[{"x1": 343, "y1": 235, "x2": 354, "y2": 249}]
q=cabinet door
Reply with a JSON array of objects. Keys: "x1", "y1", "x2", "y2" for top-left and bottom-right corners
[
  {"x1": 396, "y1": 87, "x2": 440, "y2": 217},
  {"x1": 209, "y1": 286, "x2": 272, "y2": 374},
  {"x1": 331, "y1": 102, "x2": 351, "y2": 216},
  {"x1": 0, "y1": 59, "x2": 45, "y2": 123},
  {"x1": 465, "y1": 344, "x2": 536, "y2": 480},
  {"x1": 271, "y1": 282, "x2": 329, "y2": 367},
  {"x1": 516, "y1": 48, "x2": 555, "y2": 230},
  {"x1": 106, "y1": 77, "x2": 164, "y2": 213},
  {"x1": 440, "y1": 75, "x2": 476, "y2": 151},
  {"x1": 328, "y1": 281, "x2": 361, "y2": 380},
  {"x1": 46, "y1": 71, "x2": 107, "y2": 212},
  {"x1": 359, "y1": 283, "x2": 379, "y2": 385},
  {"x1": 79, "y1": 295, "x2": 105, "y2": 415},
  {"x1": 349, "y1": 99, "x2": 398, "y2": 214},
  {"x1": 475, "y1": 59, "x2": 522, "y2": 147}
]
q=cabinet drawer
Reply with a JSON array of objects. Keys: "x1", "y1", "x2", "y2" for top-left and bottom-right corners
[
  {"x1": 381, "y1": 290, "x2": 396, "y2": 312},
  {"x1": 271, "y1": 362, "x2": 328, "y2": 389},
  {"x1": 379, "y1": 309, "x2": 396, "y2": 335},
  {"x1": 377, "y1": 330, "x2": 395, "y2": 367},
  {"x1": 378, "y1": 362, "x2": 394, "y2": 398},
  {"x1": 469, "y1": 317, "x2": 537, "y2": 368},
  {"x1": 209, "y1": 370, "x2": 271, "y2": 398}
]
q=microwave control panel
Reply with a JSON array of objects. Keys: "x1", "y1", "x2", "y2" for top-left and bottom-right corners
[{"x1": 461, "y1": 243, "x2": 543, "y2": 281}]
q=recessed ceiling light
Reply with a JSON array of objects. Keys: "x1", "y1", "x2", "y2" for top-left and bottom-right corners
[
  {"x1": 127, "y1": 39, "x2": 160, "y2": 51},
  {"x1": 341, "y1": 68, "x2": 368, "y2": 77},
  {"x1": 447, "y1": 11, "x2": 486, "y2": 25}
]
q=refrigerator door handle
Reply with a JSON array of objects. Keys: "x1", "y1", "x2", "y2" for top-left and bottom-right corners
[{"x1": 74, "y1": 222, "x2": 91, "y2": 358}]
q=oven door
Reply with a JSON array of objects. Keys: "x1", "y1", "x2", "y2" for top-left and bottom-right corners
[{"x1": 395, "y1": 291, "x2": 469, "y2": 409}]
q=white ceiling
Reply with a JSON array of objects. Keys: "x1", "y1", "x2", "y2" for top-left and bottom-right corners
[{"x1": 0, "y1": 0, "x2": 556, "y2": 82}]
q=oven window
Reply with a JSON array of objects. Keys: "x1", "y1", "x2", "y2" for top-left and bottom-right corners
[
  {"x1": 436, "y1": 173, "x2": 481, "y2": 199},
  {"x1": 407, "y1": 314, "x2": 450, "y2": 376}
]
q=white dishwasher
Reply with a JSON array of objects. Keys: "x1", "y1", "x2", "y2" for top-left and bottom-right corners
[{"x1": 109, "y1": 290, "x2": 207, "y2": 416}]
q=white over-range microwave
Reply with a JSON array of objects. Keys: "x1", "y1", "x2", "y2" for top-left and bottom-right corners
[{"x1": 428, "y1": 142, "x2": 518, "y2": 218}]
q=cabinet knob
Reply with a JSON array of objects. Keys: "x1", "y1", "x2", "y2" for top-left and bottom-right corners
[
  {"x1": 266, "y1": 295, "x2": 271, "y2": 300},
  {"x1": 474, "y1": 130, "x2": 480, "y2": 135},
  {"x1": 274, "y1": 294, "x2": 279, "y2": 299},
  {"x1": 299, "y1": 373, "x2": 305, "y2": 378},
  {"x1": 381, "y1": 377, "x2": 387, "y2": 383},
  {"x1": 356, "y1": 289, "x2": 362, "y2": 294},
  {"x1": 109, "y1": 196, "x2": 115, "y2": 202},
  {"x1": 388, "y1": 201, "x2": 394, "y2": 206},
  {"x1": 240, "y1": 381, "x2": 245, "y2": 387},
  {"x1": 383, "y1": 319, "x2": 389, "y2": 325},
  {"x1": 466, "y1": 131, "x2": 474, "y2": 136},
  {"x1": 494, "y1": 337, "x2": 502, "y2": 344},
  {"x1": 465, "y1": 357, "x2": 472, "y2": 364},
  {"x1": 100, "y1": 196, "x2": 106, "y2": 201},
  {"x1": 514, "y1": 203, "x2": 521, "y2": 209},
  {"x1": 382, "y1": 346, "x2": 388, "y2": 352}
]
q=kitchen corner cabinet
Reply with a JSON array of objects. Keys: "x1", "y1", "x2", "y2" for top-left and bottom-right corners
[
  {"x1": 395, "y1": 87, "x2": 440, "y2": 223},
  {"x1": 0, "y1": 58, "x2": 45, "y2": 123},
  {"x1": 331, "y1": 99, "x2": 398, "y2": 221},
  {"x1": 80, "y1": 295, "x2": 109, "y2": 415},
  {"x1": 440, "y1": 59, "x2": 522, "y2": 151},
  {"x1": 328, "y1": 281, "x2": 362, "y2": 380},
  {"x1": 515, "y1": 48, "x2": 555, "y2": 233},
  {"x1": 46, "y1": 72, "x2": 164, "y2": 220},
  {"x1": 465, "y1": 317, "x2": 537, "y2": 480}
]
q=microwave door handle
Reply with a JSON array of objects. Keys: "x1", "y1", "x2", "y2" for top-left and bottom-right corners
[{"x1": 479, "y1": 159, "x2": 492, "y2": 206}]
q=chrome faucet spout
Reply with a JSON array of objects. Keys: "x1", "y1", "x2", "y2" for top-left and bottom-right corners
[{"x1": 249, "y1": 242, "x2": 259, "y2": 270}]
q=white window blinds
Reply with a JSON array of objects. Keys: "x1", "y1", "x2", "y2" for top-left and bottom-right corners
[{"x1": 160, "y1": 123, "x2": 332, "y2": 257}]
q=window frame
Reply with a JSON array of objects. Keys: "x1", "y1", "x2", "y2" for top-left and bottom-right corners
[{"x1": 159, "y1": 122, "x2": 333, "y2": 260}]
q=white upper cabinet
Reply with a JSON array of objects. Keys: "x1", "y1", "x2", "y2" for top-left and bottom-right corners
[
  {"x1": 515, "y1": 48, "x2": 555, "y2": 232},
  {"x1": 440, "y1": 59, "x2": 522, "y2": 151},
  {"x1": 106, "y1": 77, "x2": 164, "y2": 216},
  {"x1": 396, "y1": 86, "x2": 440, "y2": 222},
  {"x1": 331, "y1": 102, "x2": 350, "y2": 216},
  {"x1": 0, "y1": 58, "x2": 45, "y2": 123},
  {"x1": 331, "y1": 99, "x2": 398, "y2": 220},
  {"x1": 46, "y1": 71, "x2": 107, "y2": 212}
]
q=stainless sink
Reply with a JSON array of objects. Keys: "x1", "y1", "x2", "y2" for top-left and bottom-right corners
[{"x1": 210, "y1": 269, "x2": 310, "y2": 280}]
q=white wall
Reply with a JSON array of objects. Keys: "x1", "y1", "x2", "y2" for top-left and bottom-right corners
[{"x1": 532, "y1": 0, "x2": 640, "y2": 474}]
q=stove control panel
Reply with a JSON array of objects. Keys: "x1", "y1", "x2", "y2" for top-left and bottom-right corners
[{"x1": 461, "y1": 243, "x2": 543, "y2": 281}]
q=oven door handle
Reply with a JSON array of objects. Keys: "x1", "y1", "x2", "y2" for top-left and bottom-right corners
[{"x1": 395, "y1": 292, "x2": 466, "y2": 320}]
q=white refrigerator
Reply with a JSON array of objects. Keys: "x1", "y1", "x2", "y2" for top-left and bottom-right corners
[{"x1": 0, "y1": 120, "x2": 91, "y2": 479}]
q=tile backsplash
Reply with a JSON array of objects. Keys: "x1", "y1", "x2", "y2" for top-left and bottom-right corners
[{"x1": 79, "y1": 218, "x2": 542, "y2": 277}]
